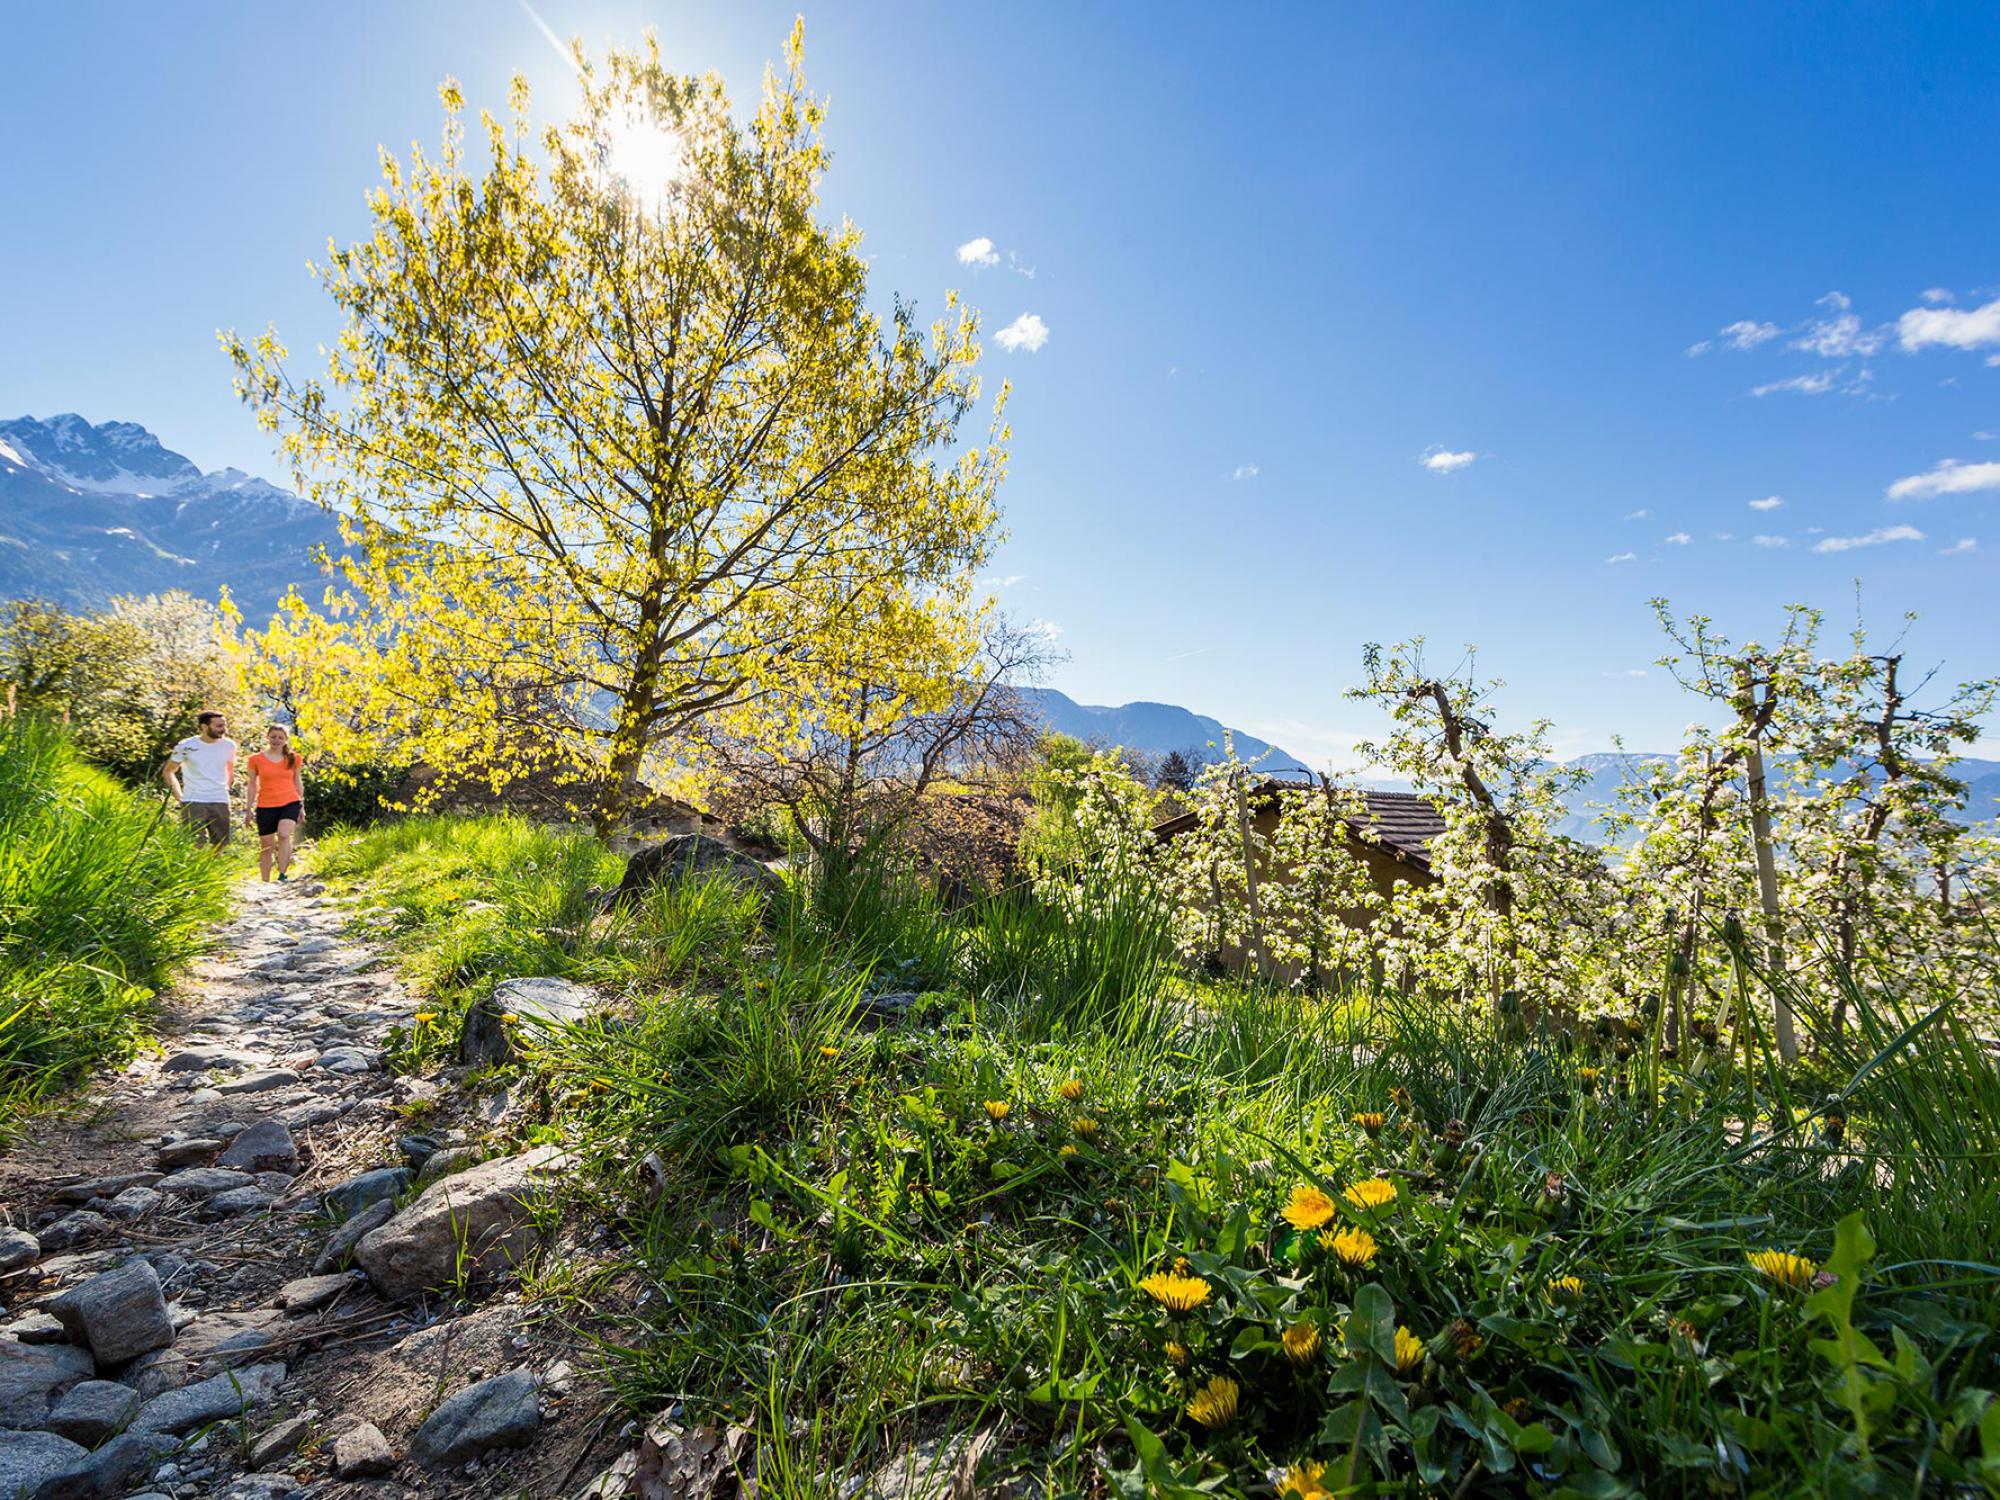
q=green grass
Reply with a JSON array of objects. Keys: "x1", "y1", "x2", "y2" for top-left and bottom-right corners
[
  {"x1": 326, "y1": 814, "x2": 2000, "y2": 1498},
  {"x1": 0, "y1": 715, "x2": 232, "y2": 1111}
]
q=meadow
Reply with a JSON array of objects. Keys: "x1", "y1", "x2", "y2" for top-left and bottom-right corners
[
  {"x1": 0, "y1": 715, "x2": 232, "y2": 1114},
  {"x1": 318, "y1": 814, "x2": 2000, "y2": 1499}
]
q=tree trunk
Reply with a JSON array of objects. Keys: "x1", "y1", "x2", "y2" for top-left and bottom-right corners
[
  {"x1": 1741, "y1": 738, "x2": 1798, "y2": 1063},
  {"x1": 1233, "y1": 773, "x2": 1270, "y2": 979}
]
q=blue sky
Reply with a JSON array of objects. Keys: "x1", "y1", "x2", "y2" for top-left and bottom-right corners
[{"x1": 3, "y1": 3, "x2": 1996, "y2": 766}]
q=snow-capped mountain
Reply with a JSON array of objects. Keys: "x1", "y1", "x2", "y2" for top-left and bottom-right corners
[{"x1": 0, "y1": 413, "x2": 345, "y2": 616}]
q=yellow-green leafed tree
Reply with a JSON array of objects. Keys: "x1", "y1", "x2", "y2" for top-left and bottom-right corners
[{"x1": 225, "y1": 25, "x2": 1006, "y2": 833}]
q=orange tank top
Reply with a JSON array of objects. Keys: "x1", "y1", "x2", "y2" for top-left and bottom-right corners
[{"x1": 252, "y1": 751, "x2": 303, "y2": 807}]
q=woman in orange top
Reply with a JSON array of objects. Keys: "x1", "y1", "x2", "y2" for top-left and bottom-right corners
[{"x1": 244, "y1": 725, "x2": 307, "y2": 883}]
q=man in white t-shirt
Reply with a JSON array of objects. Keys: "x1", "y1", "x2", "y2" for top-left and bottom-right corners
[{"x1": 163, "y1": 710, "x2": 238, "y2": 847}]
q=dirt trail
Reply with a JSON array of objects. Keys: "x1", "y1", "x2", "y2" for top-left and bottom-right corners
[{"x1": 0, "y1": 878, "x2": 614, "y2": 1499}]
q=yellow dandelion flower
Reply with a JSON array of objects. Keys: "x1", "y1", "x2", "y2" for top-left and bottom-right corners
[
  {"x1": 589, "y1": 1077, "x2": 612, "y2": 1093},
  {"x1": 819, "y1": 1045, "x2": 839, "y2": 1059},
  {"x1": 1138, "y1": 1270, "x2": 1213, "y2": 1314},
  {"x1": 1388, "y1": 1087, "x2": 1411, "y2": 1109},
  {"x1": 1545, "y1": 1274, "x2": 1584, "y2": 1307},
  {"x1": 1343, "y1": 1177, "x2": 1398, "y2": 1213},
  {"x1": 1058, "y1": 1144, "x2": 1079, "y2": 1158},
  {"x1": 1576, "y1": 1066, "x2": 1603, "y2": 1094},
  {"x1": 1184, "y1": 1374, "x2": 1239, "y2": 1429},
  {"x1": 1319, "y1": 1225, "x2": 1378, "y2": 1268},
  {"x1": 1164, "y1": 1339, "x2": 1190, "y2": 1367},
  {"x1": 1393, "y1": 1325, "x2": 1426, "y2": 1375},
  {"x1": 1281, "y1": 1321, "x2": 1322, "y2": 1365},
  {"x1": 1277, "y1": 1461, "x2": 1329, "y2": 1500},
  {"x1": 414, "y1": 1011, "x2": 438, "y2": 1024},
  {"x1": 1747, "y1": 1249, "x2": 1818, "y2": 1291},
  {"x1": 1282, "y1": 1183, "x2": 1338, "y2": 1232},
  {"x1": 1353, "y1": 1110, "x2": 1386, "y2": 1138},
  {"x1": 1072, "y1": 1116, "x2": 1100, "y2": 1137},
  {"x1": 500, "y1": 1012, "x2": 519, "y2": 1024},
  {"x1": 1057, "y1": 1078, "x2": 1085, "y2": 1102},
  {"x1": 983, "y1": 1100, "x2": 1010, "y2": 1120}
]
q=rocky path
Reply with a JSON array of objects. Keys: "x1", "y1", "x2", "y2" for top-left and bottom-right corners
[{"x1": 0, "y1": 879, "x2": 611, "y2": 1500}]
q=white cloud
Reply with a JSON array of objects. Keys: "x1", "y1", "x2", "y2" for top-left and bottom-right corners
[
  {"x1": 955, "y1": 236, "x2": 999, "y2": 269},
  {"x1": 1720, "y1": 319, "x2": 1781, "y2": 350},
  {"x1": 1623, "y1": 508, "x2": 1651, "y2": 520},
  {"x1": 1819, "y1": 290, "x2": 1853, "y2": 311},
  {"x1": 1684, "y1": 340, "x2": 1712, "y2": 358},
  {"x1": 1752, "y1": 534, "x2": 1788, "y2": 548},
  {"x1": 1602, "y1": 668, "x2": 1649, "y2": 678},
  {"x1": 979, "y1": 573, "x2": 1027, "y2": 589},
  {"x1": 1026, "y1": 617, "x2": 1064, "y2": 641},
  {"x1": 1885, "y1": 458, "x2": 2000, "y2": 502},
  {"x1": 1975, "y1": 430, "x2": 1998, "y2": 442},
  {"x1": 1664, "y1": 531, "x2": 1692, "y2": 545},
  {"x1": 1606, "y1": 551, "x2": 1637, "y2": 565},
  {"x1": 1230, "y1": 463, "x2": 1260, "y2": 481},
  {"x1": 1897, "y1": 296, "x2": 2000, "y2": 353},
  {"x1": 993, "y1": 312, "x2": 1050, "y2": 353},
  {"x1": 1713, "y1": 531, "x2": 1736, "y2": 541},
  {"x1": 1750, "y1": 495, "x2": 1784, "y2": 511},
  {"x1": 1813, "y1": 524, "x2": 1924, "y2": 554},
  {"x1": 1793, "y1": 317, "x2": 1885, "y2": 359},
  {"x1": 1940, "y1": 537, "x2": 1977, "y2": 555},
  {"x1": 1420, "y1": 446, "x2": 1478, "y2": 474},
  {"x1": 1751, "y1": 370, "x2": 1838, "y2": 397},
  {"x1": 1920, "y1": 288, "x2": 1955, "y2": 305},
  {"x1": 1007, "y1": 250, "x2": 1036, "y2": 279}
]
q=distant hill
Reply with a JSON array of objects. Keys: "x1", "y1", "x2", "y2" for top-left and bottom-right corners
[
  {"x1": 0, "y1": 413, "x2": 344, "y2": 617},
  {"x1": 1019, "y1": 686, "x2": 1309, "y2": 772}
]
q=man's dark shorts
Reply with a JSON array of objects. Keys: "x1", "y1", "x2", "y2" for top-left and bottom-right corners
[{"x1": 182, "y1": 802, "x2": 231, "y2": 847}]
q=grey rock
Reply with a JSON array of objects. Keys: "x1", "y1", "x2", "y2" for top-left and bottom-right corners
[
  {"x1": 101, "y1": 1187, "x2": 161, "y2": 1221},
  {"x1": 156, "y1": 1167, "x2": 254, "y2": 1200},
  {"x1": 322, "y1": 1168, "x2": 410, "y2": 1222},
  {"x1": 4, "y1": 1313, "x2": 66, "y2": 1345},
  {"x1": 200, "y1": 1187, "x2": 274, "y2": 1221},
  {"x1": 0, "y1": 1227, "x2": 39, "y2": 1274},
  {"x1": 0, "y1": 1430, "x2": 87, "y2": 1498},
  {"x1": 275, "y1": 1274, "x2": 359, "y2": 1315},
  {"x1": 458, "y1": 977, "x2": 598, "y2": 1067},
  {"x1": 44, "y1": 1379, "x2": 141, "y2": 1444},
  {"x1": 68, "y1": 1259, "x2": 175, "y2": 1366},
  {"x1": 310, "y1": 1199, "x2": 394, "y2": 1276},
  {"x1": 216, "y1": 1070, "x2": 299, "y2": 1096},
  {"x1": 50, "y1": 1175, "x2": 160, "y2": 1208},
  {"x1": 127, "y1": 1361, "x2": 285, "y2": 1436},
  {"x1": 170, "y1": 1308, "x2": 285, "y2": 1372},
  {"x1": 317, "y1": 1047, "x2": 380, "y2": 1075},
  {"x1": 217, "y1": 1121, "x2": 298, "y2": 1175},
  {"x1": 332, "y1": 1421, "x2": 395, "y2": 1477},
  {"x1": 219, "y1": 1474, "x2": 298, "y2": 1500},
  {"x1": 0, "y1": 1340, "x2": 93, "y2": 1426},
  {"x1": 33, "y1": 1215, "x2": 106, "y2": 1254},
  {"x1": 409, "y1": 1369, "x2": 540, "y2": 1466},
  {"x1": 277, "y1": 1102, "x2": 341, "y2": 1130},
  {"x1": 415, "y1": 1146, "x2": 483, "y2": 1186},
  {"x1": 395, "y1": 1135, "x2": 440, "y2": 1173},
  {"x1": 161, "y1": 1046, "x2": 263, "y2": 1074},
  {"x1": 33, "y1": 1430, "x2": 179, "y2": 1500},
  {"x1": 611, "y1": 834, "x2": 781, "y2": 907},
  {"x1": 152, "y1": 1138, "x2": 223, "y2": 1170},
  {"x1": 248, "y1": 1415, "x2": 311, "y2": 1470},
  {"x1": 354, "y1": 1148, "x2": 569, "y2": 1302}
]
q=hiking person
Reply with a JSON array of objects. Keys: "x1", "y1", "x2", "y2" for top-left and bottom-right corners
[
  {"x1": 162, "y1": 710, "x2": 237, "y2": 848},
  {"x1": 245, "y1": 724, "x2": 306, "y2": 882}
]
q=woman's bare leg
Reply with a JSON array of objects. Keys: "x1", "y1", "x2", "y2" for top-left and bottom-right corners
[
  {"x1": 276, "y1": 819, "x2": 298, "y2": 877},
  {"x1": 258, "y1": 832, "x2": 276, "y2": 881}
]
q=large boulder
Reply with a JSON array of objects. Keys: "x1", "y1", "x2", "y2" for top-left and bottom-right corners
[
  {"x1": 44, "y1": 1379, "x2": 141, "y2": 1445},
  {"x1": 216, "y1": 1120, "x2": 298, "y2": 1175},
  {"x1": 353, "y1": 1147, "x2": 570, "y2": 1302},
  {"x1": 0, "y1": 1226, "x2": 41, "y2": 1274},
  {"x1": 0, "y1": 1431, "x2": 87, "y2": 1498},
  {"x1": 126, "y1": 1360, "x2": 286, "y2": 1436},
  {"x1": 322, "y1": 1167, "x2": 411, "y2": 1221},
  {"x1": 610, "y1": 834, "x2": 781, "y2": 908},
  {"x1": 32, "y1": 1429, "x2": 179, "y2": 1500},
  {"x1": 458, "y1": 978, "x2": 598, "y2": 1068},
  {"x1": 0, "y1": 1340, "x2": 93, "y2": 1426},
  {"x1": 409, "y1": 1369, "x2": 540, "y2": 1466}
]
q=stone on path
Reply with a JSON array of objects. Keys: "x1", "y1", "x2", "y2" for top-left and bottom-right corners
[
  {"x1": 33, "y1": 1213, "x2": 107, "y2": 1253},
  {"x1": 0, "y1": 1339, "x2": 93, "y2": 1426},
  {"x1": 64, "y1": 1259, "x2": 175, "y2": 1366},
  {"x1": 200, "y1": 1186, "x2": 275, "y2": 1221},
  {"x1": 216, "y1": 1119, "x2": 298, "y2": 1175},
  {"x1": 409, "y1": 1369, "x2": 541, "y2": 1466},
  {"x1": 216, "y1": 1069, "x2": 299, "y2": 1095},
  {"x1": 311, "y1": 1198, "x2": 394, "y2": 1275},
  {"x1": 276, "y1": 1272, "x2": 360, "y2": 1314},
  {"x1": 354, "y1": 1147, "x2": 569, "y2": 1302},
  {"x1": 161, "y1": 1045, "x2": 263, "y2": 1074},
  {"x1": 459, "y1": 976, "x2": 598, "y2": 1067},
  {"x1": 249, "y1": 1414, "x2": 311, "y2": 1469},
  {"x1": 333, "y1": 1420, "x2": 396, "y2": 1477},
  {"x1": 0, "y1": 1226, "x2": 41, "y2": 1273},
  {"x1": 156, "y1": 1167, "x2": 255, "y2": 1200},
  {"x1": 152, "y1": 1138, "x2": 223, "y2": 1170},
  {"x1": 323, "y1": 1166, "x2": 411, "y2": 1221},
  {"x1": 101, "y1": 1186, "x2": 162, "y2": 1221},
  {"x1": 4, "y1": 1312, "x2": 66, "y2": 1345},
  {"x1": 44, "y1": 1378, "x2": 142, "y2": 1444},
  {"x1": 52, "y1": 1173, "x2": 161, "y2": 1206},
  {"x1": 33, "y1": 1429, "x2": 179, "y2": 1500},
  {"x1": 0, "y1": 1430, "x2": 88, "y2": 1498},
  {"x1": 127, "y1": 1360, "x2": 286, "y2": 1436}
]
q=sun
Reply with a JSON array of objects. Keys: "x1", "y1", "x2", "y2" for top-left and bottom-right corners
[{"x1": 600, "y1": 110, "x2": 685, "y2": 215}]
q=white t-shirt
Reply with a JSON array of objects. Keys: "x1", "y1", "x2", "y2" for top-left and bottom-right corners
[{"x1": 171, "y1": 735, "x2": 237, "y2": 804}]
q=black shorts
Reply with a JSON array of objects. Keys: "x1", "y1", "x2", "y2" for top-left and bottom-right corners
[{"x1": 256, "y1": 802, "x2": 302, "y2": 836}]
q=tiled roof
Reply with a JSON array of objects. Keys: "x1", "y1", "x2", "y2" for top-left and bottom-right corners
[{"x1": 1152, "y1": 783, "x2": 1447, "y2": 871}]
